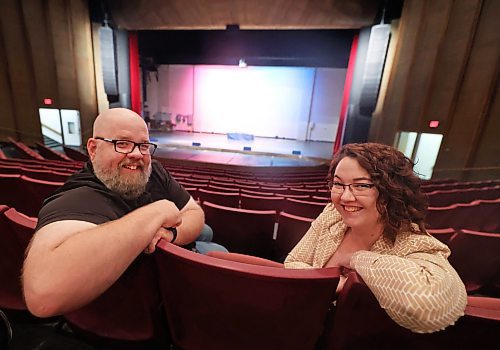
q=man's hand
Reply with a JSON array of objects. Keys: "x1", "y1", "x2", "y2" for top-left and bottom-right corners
[
  {"x1": 144, "y1": 226, "x2": 179, "y2": 254},
  {"x1": 158, "y1": 199, "x2": 182, "y2": 228},
  {"x1": 143, "y1": 199, "x2": 183, "y2": 254}
]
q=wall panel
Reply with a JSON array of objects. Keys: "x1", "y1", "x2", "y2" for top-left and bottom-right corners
[
  {"x1": 69, "y1": 0, "x2": 98, "y2": 142},
  {"x1": 0, "y1": 0, "x2": 99, "y2": 146},
  {"x1": 422, "y1": 0, "x2": 482, "y2": 133},
  {"x1": 399, "y1": 0, "x2": 452, "y2": 131},
  {"x1": 374, "y1": 0, "x2": 499, "y2": 180},
  {"x1": 0, "y1": 0, "x2": 40, "y2": 144},
  {"x1": 376, "y1": 0, "x2": 424, "y2": 144},
  {"x1": 473, "y1": 79, "x2": 499, "y2": 169},
  {"x1": 21, "y1": 0, "x2": 59, "y2": 106},
  {"x1": 0, "y1": 28, "x2": 17, "y2": 140},
  {"x1": 436, "y1": 0, "x2": 499, "y2": 175},
  {"x1": 47, "y1": 0, "x2": 79, "y2": 109}
]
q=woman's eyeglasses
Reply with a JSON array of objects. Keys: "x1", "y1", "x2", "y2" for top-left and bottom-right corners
[{"x1": 330, "y1": 181, "x2": 375, "y2": 196}]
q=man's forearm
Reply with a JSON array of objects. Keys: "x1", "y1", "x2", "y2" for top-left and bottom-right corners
[
  {"x1": 175, "y1": 207, "x2": 205, "y2": 245},
  {"x1": 23, "y1": 200, "x2": 177, "y2": 317}
]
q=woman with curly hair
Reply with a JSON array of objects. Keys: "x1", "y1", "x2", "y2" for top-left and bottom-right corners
[{"x1": 285, "y1": 143, "x2": 466, "y2": 333}]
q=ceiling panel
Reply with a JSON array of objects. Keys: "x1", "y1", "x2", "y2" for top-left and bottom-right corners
[{"x1": 105, "y1": 0, "x2": 382, "y2": 30}]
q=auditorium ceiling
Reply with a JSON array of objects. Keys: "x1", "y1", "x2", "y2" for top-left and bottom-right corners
[{"x1": 103, "y1": 0, "x2": 385, "y2": 30}]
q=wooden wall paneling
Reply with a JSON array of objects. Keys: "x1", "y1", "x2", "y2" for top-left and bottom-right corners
[
  {"x1": 375, "y1": 0, "x2": 425, "y2": 144},
  {"x1": 20, "y1": 0, "x2": 60, "y2": 108},
  {"x1": 399, "y1": 0, "x2": 452, "y2": 132},
  {"x1": 0, "y1": 0, "x2": 41, "y2": 145},
  {"x1": 472, "y1": 76, "x2": 500, "y2": 175},
  {"x1": 0, "y1": 24, "x2": 17, "y2": 141},
  {"x1": 435, "y1": 0, "x2": 500, "y2": 178},
  {"x1": 68, "y1": 0, "x2": 98, "y2": 143},
  {"x1": 108, "y1": 0, "x2": 379, "y2": 30},
  {"x1": 47, "y1": 0, "x2": 79, "y2": 109},
  {"x1": 464, "y1": 0, "x2": 500, "y2": 174},
  {"x1": 421, "y1": 0, "x2": 483, "y2": 134}
]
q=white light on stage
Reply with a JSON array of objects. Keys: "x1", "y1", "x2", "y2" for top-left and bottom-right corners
[{"x1": 238, "y1": 59, "x2": 247, "y2": 68}]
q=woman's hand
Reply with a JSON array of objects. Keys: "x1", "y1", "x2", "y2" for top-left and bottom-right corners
[{"x1": 325, "y1": 250, "x2": 354, "y2": 269}]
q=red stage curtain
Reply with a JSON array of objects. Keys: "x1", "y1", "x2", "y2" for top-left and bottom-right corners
[{"x1": 129, "y1": 31, "x2": 141, "y2": 115}]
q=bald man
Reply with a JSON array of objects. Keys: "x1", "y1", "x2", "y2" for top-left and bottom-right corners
[{"x1": 23, "y1": 108, "x2": 204, "y2": 319}]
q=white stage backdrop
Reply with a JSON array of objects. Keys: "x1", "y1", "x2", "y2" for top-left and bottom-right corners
[{"x1": 146, "y1": 64, "x2": 346, "y2": 142}]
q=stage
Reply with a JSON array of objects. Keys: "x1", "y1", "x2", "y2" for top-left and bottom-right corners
[{"x1": 150, "y1": 131, "x2": 334, "y2": 167}]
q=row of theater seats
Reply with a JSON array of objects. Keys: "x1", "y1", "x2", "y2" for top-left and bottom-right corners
[
  {"x1": 2, "y1": 138, "x2": 88, "y2": 162},
  {"x1": 193, "y1": 188, "x2": 328, "y2": 217},
  {"x1": 2, "y1": 159, "x2": 499, "y2": 265},
  {"x1": 0, "y1": 157, "x2": 82, "y2": 217},
  {"x1": 0, "y1": 174, "x2": 64, "y2": 217},
  {"x1": 429, "y1": 227, "x2": 500, "y2": 295},
  {"x1": 426, "y1": 184, "x2": 500, "y2": 207},
  {"x1": 1, "y1": 205, "x2": 498, "y2": 349},
  {"x1": 427, "y1": 198, "x2": 500, "y2": 233},
  {"x1": 421, "y1": 179, "x2": 500, "y2": 192},
  {"x1": 204, "y1": 201, "x2": 312, "y2": 262}
]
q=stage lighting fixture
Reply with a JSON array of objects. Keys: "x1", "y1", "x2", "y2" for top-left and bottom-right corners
[{"x1": 238, "y1": 59, "x2": 247, "y2": 68}]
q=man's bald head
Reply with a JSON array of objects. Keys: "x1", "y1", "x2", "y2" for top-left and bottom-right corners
[{"x1": 93, "y1": 108, "x2": 147, "y2": 137}]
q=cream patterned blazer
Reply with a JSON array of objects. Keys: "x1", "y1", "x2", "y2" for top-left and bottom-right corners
[{"x1": 285, "y1": 203, "x2": 467, "y2": 333}]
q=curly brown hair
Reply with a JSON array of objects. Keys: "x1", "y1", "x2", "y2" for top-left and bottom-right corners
[{"x1": 327, "y1": 143, "x2": 428, "y2": 241}]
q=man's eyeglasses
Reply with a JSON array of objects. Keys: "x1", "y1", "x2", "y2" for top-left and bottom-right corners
[
  {"x1": 330, "y1": 181, "x2": 375, "y2": 196},
  {"x1": 94, "y1": 137, "x2": 157, "y2": 156}
]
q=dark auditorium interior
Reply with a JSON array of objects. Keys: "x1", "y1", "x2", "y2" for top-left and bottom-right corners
[{"x1": 0, "y1": 0, "x2": 499, "y2": 349}]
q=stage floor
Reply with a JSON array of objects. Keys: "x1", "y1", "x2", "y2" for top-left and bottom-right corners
[{"x1": 150, "y1": 131, "x2": 334, "y2": 167}]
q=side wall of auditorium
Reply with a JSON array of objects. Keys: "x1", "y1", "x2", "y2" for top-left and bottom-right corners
[{"x1": 372, "y1": 0, "x2": 499, "y2": 180}]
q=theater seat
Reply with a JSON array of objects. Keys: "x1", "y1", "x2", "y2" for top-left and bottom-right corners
[
  {"x1": 63, "y1": 254, "x2": 167, "y2": 348},
  {"x1": 318, "y1": 272, "x2": 500, "y2": 350},
  {"x1": 284, "y1": 197, "x2": 326, "y2": 219},
  {"x1": 447, "y1": 229, "x2": 500, "y2": 294},
  {"x1": 20, "y1": 175, "x2": 63, "y2": 217},
  {"x1": 206, "y1": 251, "x2": 284, "y2": 267},
  {"x1": 274, "y1": 211, "x2": 314, "y2": 263},
  {"x1": 239, "y1": 193, "x2": 285, "y2": 212},
  {"x1": 0, "y1": 207, "x2": 34, "y2": 310},
  {"x1": 427, "y1": 227, "x2": 455, "y2": 245},
  {"x1": 197, "y1": 188, "x2": 240, "y2": 207},
  {"x1": 155, "y1": 240, "x2": 340, "y2": 350},
  {"x1": 203, "y1": 201, "x2": 277, "y2": 259}
]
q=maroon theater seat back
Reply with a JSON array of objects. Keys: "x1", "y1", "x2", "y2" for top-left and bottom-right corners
[
  {"x1": 447, "y1": 229, "x2": 500, "y2": 294},
  {"x1": 203, "y1": 201, "x2": 276, "y2": 259},
  {"x1": 318, "y1": 272, "x2": 500, "y2": 349},
  {"x1": 427, "y1": 199, "x2": 500, "y2": 232},
  {"x1": 206, "y1": 251, "x2": 284, "y2": 267},
  {"x1": 19, "y1": 175, "x2": 63, "y2": 217},
  {"x1": 240, "y1": 193, "x2": 286, "y2": 212},
  {"x1": 284, "y1": 197, "x2": 326, "y2": 219},
  {"x1": 197, "y1": 188, "x2": 240, "y2": 207},
  {"x1": 64, "y1": 254, "x2": 166, "y2": 344},
  {"x1": 427, "y1": 227, "x2": 456, "y2": 245},
  {"x1": 155, "y1": 241, "x2": 340, "y2": 350},
  {"x1": 0, "y1": 207, "x2": 36, "y2": 310},
  {"x1": 274, "y1": 211, "x2": 314, "y2": 263},
  {"x1": 0, "y1": 174, "x2": 23, "y2": 211}
]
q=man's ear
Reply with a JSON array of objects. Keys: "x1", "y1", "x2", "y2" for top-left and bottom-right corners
[{"x1": 87, "y1": 138, "x2": 97, "y2": 160}]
